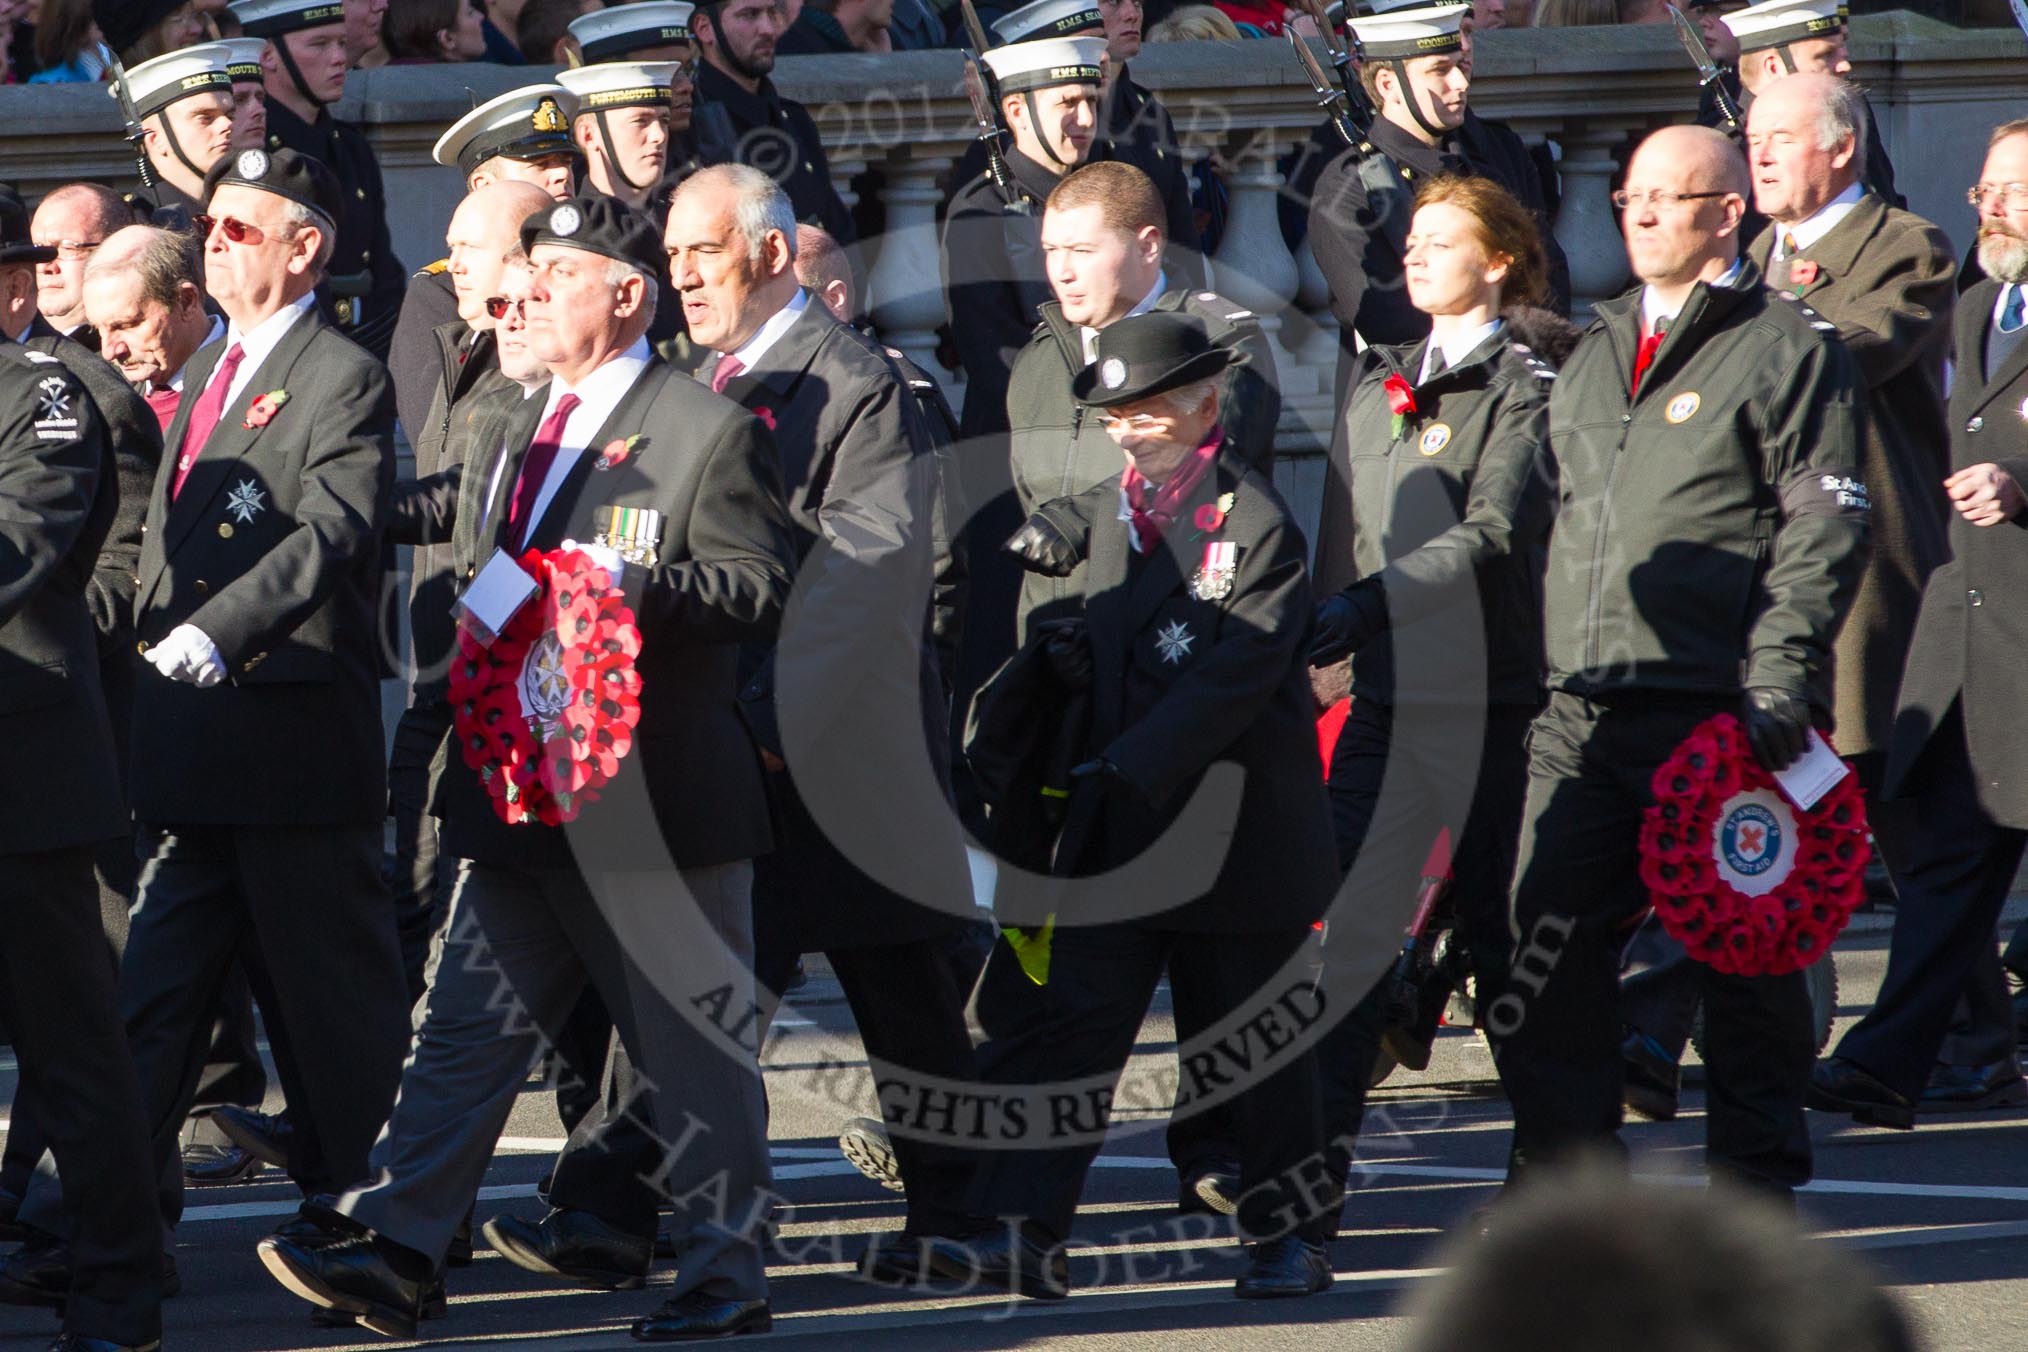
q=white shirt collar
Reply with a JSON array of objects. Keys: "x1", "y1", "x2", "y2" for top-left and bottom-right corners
[
  {"x1": 1773, "y1": 182, "x2": 1865, "y2": 260},
  {"x1": 166, "y1": 315, "x2": 228, "y2": 395},
  {"x1": 213, "y1": 292, "x2": 314, "y2": 412},
  {"x1": 1082, "y1": 269, "x2": 1169, "y2": 365},
  {"x1": 1641, "y1": 258, "x2": 1745, "y2": 335},
  {"x1": 1419, "y1": 318, "x2": 1503, "y2": 384},
  {"x1": 511, "y1": 336, "x2": 654, "y2": 544},
  {"x1": 725, "y1": 288, "x2": 809, "y2": 374}
]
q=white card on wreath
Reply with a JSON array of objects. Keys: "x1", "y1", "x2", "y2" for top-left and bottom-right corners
[
  {"x1": 453, "y1": 548, "x2": 538, "y2": 648},
  {"x1": 1774, "y1": 730, "x2": 1848, "y2": 812}
]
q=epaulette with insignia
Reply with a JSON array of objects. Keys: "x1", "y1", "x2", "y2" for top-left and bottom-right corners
[
  {"x1": 23, "y1": 351, "x2": 59, "y2": 364},
  {"x1": 417, "y1": 259, "x2": 450, "y2": 276}
]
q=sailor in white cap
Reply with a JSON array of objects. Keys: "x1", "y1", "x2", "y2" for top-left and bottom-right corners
[
  {"x1": 941, "y1": 34, "x2": 1108, "y2": 443},
  {"x1": 217, "y1": 36, "x2": 272, "y2": 150},
  {"x1": 433, "y1": 84, "x2": 581, "y2": 200},
  {"x1": 228, "y1": 0, "x2": 407, "y2": 359},
  {"x1": 567, "y1": 0, "x2": 698, "y2": 62},
  {"x1": 1725, "y1": 0, "x2": 1850, "y2": 83},
  {"x1": 112, "y1": 43, "x2": 238, "y2": 225},
  {"x1": 555, "y1": 62, "x2": 681, "y2": 214}
]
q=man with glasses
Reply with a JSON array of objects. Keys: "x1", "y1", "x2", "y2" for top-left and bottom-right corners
[
  {"x1": 229, "y1": 0, "x2": 406, "y2": 360},
  {"x1": 30, "y1": 185, "x2": 131, "y2": 351},
  {"x1": 1495, "y1": 124, "x2": 1867, "y2": 1197},
  {"x1": 1807, "y1": 120, "x2": 2028, "y2": 1133}
]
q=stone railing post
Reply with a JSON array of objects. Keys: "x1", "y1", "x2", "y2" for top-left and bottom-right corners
[
  {"x1": 1550, "y1": 119, "x2": 1647, "y2": 316},
  {"x1": 865, "y1": 149, "x2": 955, "y2": 380},
  {"x1": 1210, "y1": 130, "x2": 1304, "y2": 427}
]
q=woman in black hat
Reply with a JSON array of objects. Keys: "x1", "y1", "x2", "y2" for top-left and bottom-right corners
[{"x1": 1306, "y1": 173, "x2": 1573, "y2": 1199}]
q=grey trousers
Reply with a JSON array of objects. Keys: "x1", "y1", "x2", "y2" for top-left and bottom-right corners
[{"x1": 339, "y1": 855, "x2": 773, "y2": 1302}]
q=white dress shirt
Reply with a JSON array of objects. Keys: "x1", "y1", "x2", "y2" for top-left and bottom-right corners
[
  {"x1": 1419, "y1": 318, "x2": 1503, "y2": 383},
  {"x1": 1082, "y1": 269, "x2": 1169, "y2": 364},
  {"x1": 216, "y1": 293, "x2": 315, "y2": 411},
  {"x1": 1769, "y1": 182, "x2": 1866, "y2": 262},
  {"x1": 516, "y1": 336, "x2": 653, "y2": 541}
]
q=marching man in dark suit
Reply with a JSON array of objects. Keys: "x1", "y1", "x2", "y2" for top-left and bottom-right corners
[
  {"x1": 936, "y1": 311, "x2": 1340, "y2": 1301},
  {"x1": 4, "y1": 148, "x2": 415, "y2": 1283},
  {"x1": 0, "y1": 342, "x2": 163, "y2": 1352},
  {"x1": 257, "y1": 194, "x2": 797, "y2": 1344},
  {"x1": 1809, "y1": 119, "x2": 2028, "y2": 1130}
]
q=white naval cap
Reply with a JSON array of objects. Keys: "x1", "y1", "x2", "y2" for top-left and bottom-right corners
[
  {"x1": 568, "y1": 2, "x2": 695, "y2": 63},
  {"x1": 990, "y1": 0, "x2": 1103, "y2": 46},
  {"x1": 226, "y1": 0, "x2": 345, "y2": 38},
  {"x1": 980, "y1": 35, "x2": 1107, "y2": 94},
  {"x1": 1348, "y1": 3, "x2": 1469, "y2": 60},
  {"x1": 433, "y1": 85, "x2": 580, "y2": 175},
  {"x1": 1722, "y1": 0, "x2": 1847, "y2": 52},
  {"x1": 555, "y1": 62, "x2": 682, "y2": 112},
  {"x1": 216, "y1": 37, "x2": 268, "y2": 85},
  {"x1": 114, "y1": 43, "x2": 233, "y2": 123}
]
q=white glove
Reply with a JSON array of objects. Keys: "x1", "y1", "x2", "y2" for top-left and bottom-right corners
[
  {"x1": 145, "y1": 623, "x2": 226, "y2": 687},
  {"x1": 562, "y1": 540, "x2": 626, "y2": 585}
]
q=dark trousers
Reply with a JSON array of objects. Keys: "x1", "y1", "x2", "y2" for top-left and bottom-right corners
[
  {"x1": 0, "y1": 846, "x2": 161, "y2": 1346},
  {"x1": 388, "y1": 701, "x2": 457, "y2": 1006},
  {"x1": 1317, "y1": 700, "x2": 1533, "y2": 1184},
  {"x1": 1836, "y1": 703, "x2": 2028, "y2": 1098},
  {"x1": 968, "y1": 921, "x2": 1328, "y2": 1244},
  {"x1": 1499, "y1": 693, "x2": 1814, "y2": 1191},
  {"x1": 96, "y1": 823, "x2": 407, "y2": 1225}
]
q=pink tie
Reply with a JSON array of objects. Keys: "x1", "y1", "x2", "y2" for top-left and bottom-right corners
[
  {"x1": 170, "y1": 342, "x2": 244, "y2": 500},
  {"x1": 710, "y1": 354, "x2": 743, "y2": 395},
  {"x1": 506, "y1": 392, "x2": 582, "y2": 549}
]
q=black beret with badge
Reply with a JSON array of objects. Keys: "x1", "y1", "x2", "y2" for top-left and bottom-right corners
[
  {"x1": 1073, "y1": 312, "x2": 1235, "y2": 409},
  {"x1": 519, "y1": 195, "x2": 665, "y2": 280},
  {"x1": 0, "y1": 186, "x2": 57, "y2": 266},
  {"x1": 202, "y1": 146, "x2": 343, "y2": 229}
]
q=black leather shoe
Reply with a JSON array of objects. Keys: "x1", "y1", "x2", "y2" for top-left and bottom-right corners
[
  {"x1": 1234, "y1": 1234, "x2": 1333, "y2": 1299},
  {"x1": 256, "y1": 1233, "x2": 429, "y2": 1339},
  {"x1": 483, "y1": 1208, "x2": 651, "y2": 1290},
  {"x1": 630, "y1": 1293, "x2": 771, "y2": 1341},
  {"x1": 1920, "y1": 1060, "x2": 2028, "y2": 1112},
  {"x1": 271, "y1": 1196, "x2": 364, "y2": 1247},
  {"x1": 838, "y1": 1117, "x2": 904, "y2": 1192},
  {"x1": 0, "y1": 1235, "x2": 72, "y2": 1308},
  {"x1": 210, "y1": 1105, "x2": 292, "y2": 1170},
  {"x1": 923, "y1": 1229, "x2": 1069, "y2": 1300},
  {"x1": 856, "y1": 1232, "x2": 959, "y2": 1289},
  {"x1": 1807, "y1": 1056, "x2": 1916, "y2": 1130},
  {"x1": 45, "y1": 1337, "x2": 161, "y2": 1351},
  {"x1": 310, "y1": 1276, "x2": 448, "y2": 1327},
  {"x1": 1622, "y1": 1028, "x2": 1680, "y2": 1123},
  {"x1": 1181, "y1": 1165, "x2": 1240, "y2": 1217},
  {"x1": 182, "y1": 1140, "x2": 260, "y2": 1187}
]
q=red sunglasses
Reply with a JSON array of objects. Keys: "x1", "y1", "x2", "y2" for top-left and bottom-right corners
[
  {"x1": 192, "y1": 214, "x2": 282, "y2": 245},
  {"x1": 484, "y1": 296, "x2": 528, "y2": 320}
]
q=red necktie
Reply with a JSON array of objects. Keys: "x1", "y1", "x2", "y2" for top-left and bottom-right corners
[
  {"x1": 506, "y1": 392, "x2": 582, "y2": 550},
  {"x1": 170, "y1": 342, "x2": 244, "y2": 500},
  {"x1": 710, "y1": 354, "x2": 744, "y2": 395},
  {"x1": 145, "y1": 386, "x2": 180, "y2": 436},
  {"x1": 1631, "y1": 317, "x2": 1670, "y2": 396}
]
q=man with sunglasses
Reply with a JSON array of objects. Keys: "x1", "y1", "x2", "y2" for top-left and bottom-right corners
[
  {"x1": 1495, "y1": 124, "x2": 1867, "y2": 1197},
  {"x1": 228, "y1": 0, "x2": 406, "y2": 361}
]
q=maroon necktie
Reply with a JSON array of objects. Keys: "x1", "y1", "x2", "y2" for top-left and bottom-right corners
[
  {"x1": 505, "y1": 392, "x2": 582, "y2": 550},
  {"x1": 710, "y1": 354, "x2": 743, "y2": 394},
  {"x1": 145, "y1": 386, "x2": 180, "y2": 436},
  {"x1": 170, "y1": 341, "x2": 244, "y2": 500}
]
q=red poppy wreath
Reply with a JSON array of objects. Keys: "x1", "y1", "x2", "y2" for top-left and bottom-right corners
[
  {"x1": 446, "y1": 548, "x2": 643, "y2": 826},
  {"x1": 1638, "y1": 712, "x2": 1869, "y2": 978}
]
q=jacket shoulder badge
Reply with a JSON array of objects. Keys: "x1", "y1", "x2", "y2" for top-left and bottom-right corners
[
  {"x1": 1187, "y1": 290, "x2": 1256, "y2": 328},
  {"x1": 1770, "y1": 291, "x2": 1837, "y2": 333}
]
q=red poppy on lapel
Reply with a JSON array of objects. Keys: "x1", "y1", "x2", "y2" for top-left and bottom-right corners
[
  {"x1": 755, "y1": 406, "x2": 777, "y2": 431},
  {"x1": 242, "y1": 389, "x2": 290, "y2": 430},
  {"x1": 1788, "y1": 259, "x2": 1819, "y2": 289}
]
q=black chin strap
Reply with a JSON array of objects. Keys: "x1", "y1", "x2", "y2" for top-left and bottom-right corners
[
  {"x1": 1777, "y1": 44, "x2": 1799, "y2": 74},
  {"x1": 592, "y1": 108, "x2": 655, "y2": 196},
  {"x1": 1022, "y1": 90, "x2": 1079, "y2": 175},
  {"x1": 1391, "y1": 60, "x2": 1449, "y2": 142},
  {"x1": 273, "y1": 34, "x2": 327, "y2": 112},
  {"x1": 155, "y1": 112, "x2": 211, "y2": 188}
]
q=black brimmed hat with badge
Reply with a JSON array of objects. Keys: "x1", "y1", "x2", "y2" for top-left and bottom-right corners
[
  {"x1": 203, "y1": 145, "x2": 343, "y2": 230},
  {"x1": 0, "y1": 187, "x2": 56, "y2": 266},
  {"x1": 1073, "y1": 312, "x2": 1234, "y2": 409},
  {"x1": 434, "y1": 85, "x2": 580, "y2": 178},
  {"x1": 519, "y1": 195, "x2": 665, "y2": 280}
]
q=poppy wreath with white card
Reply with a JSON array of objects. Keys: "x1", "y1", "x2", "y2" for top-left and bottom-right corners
[{"x1": 1638, "y1": 712, "x2": 1869, "y2": 977}]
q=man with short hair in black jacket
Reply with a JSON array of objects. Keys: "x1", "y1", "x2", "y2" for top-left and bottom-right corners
[{"x1": 1496, "y1": 125, "x2": 1867, "y2": 1194}]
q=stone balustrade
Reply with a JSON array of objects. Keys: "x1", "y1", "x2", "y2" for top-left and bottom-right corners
[{"x1": 2, "y1": 12, "x2": 2018, "y2": 475}]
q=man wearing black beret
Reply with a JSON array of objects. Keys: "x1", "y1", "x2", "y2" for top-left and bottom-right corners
[
  {"x1": 942, "y1": 311, "x2": 1340, "y2": 1301},
  {"x1": 256, "y1": 193, "x2": 800, "y2": 1343}
]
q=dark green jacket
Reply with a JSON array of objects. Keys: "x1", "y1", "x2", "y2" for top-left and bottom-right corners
[
  {"x1": 1006, "y1": 284, "x2": 1280, "y2": 640},
  {"x1": 1313, "y1": 325, "x2": 1555, "y2": 708},
  {"x1": 1542, "y1": 263, "x2": 1869, "y2": 708}
]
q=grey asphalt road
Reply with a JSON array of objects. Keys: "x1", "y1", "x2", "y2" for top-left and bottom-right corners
[{"x1": 3, "y1": 908, "x2": 2025, "y2": 1351}]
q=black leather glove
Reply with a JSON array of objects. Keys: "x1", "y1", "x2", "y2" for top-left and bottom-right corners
[
  {"x1": 1743, "y1": 686, "x2": 1813, "y2": 772},
  {"x1": 1071, "y1": 756, "x2": 1128, "y2": 785},
  {"x1": 1308, "y1": 584, "x2": 1385, "y2": 667},
  {"x1": 1005, "y1": 511, "x2": 1083, "y2": 577},
  {"x1": 1042, "y1": 620, "x2": 1094, "y2": 692}
]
